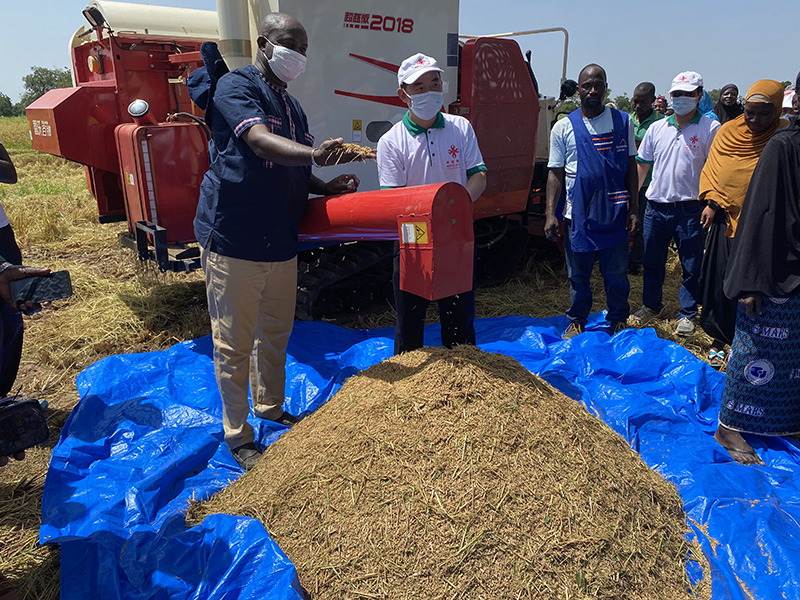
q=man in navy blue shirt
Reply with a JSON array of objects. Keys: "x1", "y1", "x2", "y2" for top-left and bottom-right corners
[{"x1": 194, "y1": 13, "x2": 369, "y2": 471}]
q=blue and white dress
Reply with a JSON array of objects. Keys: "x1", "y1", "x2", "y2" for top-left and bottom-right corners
[{"x1": 719, "y1": 295, "x2": 800, "y2": 435}]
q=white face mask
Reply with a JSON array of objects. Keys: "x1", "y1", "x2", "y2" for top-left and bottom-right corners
[
  {"x1": 405, "y1": 90, "x2": 444, "y2": 121},
  {"x1": 262, "y1": 38, "x2": 306, "y2": 83},
  {"x1": 671, "y1": 95, "x2": 698, "y2": 116}
]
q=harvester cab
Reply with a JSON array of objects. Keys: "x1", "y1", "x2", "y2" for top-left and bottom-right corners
[{"x1": 26, "y1": 0, "x2": 571, "y2": 320}]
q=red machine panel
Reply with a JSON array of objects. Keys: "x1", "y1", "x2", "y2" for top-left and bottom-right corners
[
  {"x1": 455, "y1": 38, "x2": 538, "y2": 219},
  {"x1": 300, "y1": 183, "x2": 474, "y2": 300},
  {"x1": 115, "y1": 122, "x2": 209, "y2": 244},
  {"x1": 26, "y1": 83, "x2": 121, "y2": 174}
]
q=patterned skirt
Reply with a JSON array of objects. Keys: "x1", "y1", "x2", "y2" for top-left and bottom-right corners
[{"x1": 719, "y1": 293, "x2": 800, "y2": 435}]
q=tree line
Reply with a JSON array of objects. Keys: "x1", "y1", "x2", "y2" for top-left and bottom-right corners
[{"x1": 0, "y1": 66, "x2": 72, "y2": 117}]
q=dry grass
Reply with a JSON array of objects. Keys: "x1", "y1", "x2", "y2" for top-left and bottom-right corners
[
  {"x1": 190, "y1": 346, "x2": 705, "y2": 599},
  {"x1": 0, "y1": 115, "x2": 715, "y2": 599}
]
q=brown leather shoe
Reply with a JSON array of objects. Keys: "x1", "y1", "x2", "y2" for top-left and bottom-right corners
[{"x1": 562, "y1": 322, "x2": 585, "y2": 340}]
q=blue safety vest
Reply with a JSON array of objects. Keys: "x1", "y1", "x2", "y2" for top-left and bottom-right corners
[{"x1": 567, "y1": 108, "x2": 631, "y2": 252}]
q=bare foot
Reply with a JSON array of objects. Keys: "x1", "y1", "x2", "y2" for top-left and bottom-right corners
[{"x1": 715, "y1": 425, "x2": 765, "y2": 466}]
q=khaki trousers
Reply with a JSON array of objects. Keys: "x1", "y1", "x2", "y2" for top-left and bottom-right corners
[{"x1": 202, "y1": 247, "x2": 297, "y2": 449}]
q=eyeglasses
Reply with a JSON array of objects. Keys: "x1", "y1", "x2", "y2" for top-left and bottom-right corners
[{"x1": 671, "y1": 91, "x2": 697, "y2": 98}]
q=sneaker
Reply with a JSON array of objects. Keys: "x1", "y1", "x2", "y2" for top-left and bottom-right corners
[
  {"x1": 628, "y1": 306, "x2": 660, "y2": 326},
  {"x1": 609, "y1": 321, "x2": 627, "y2": 335},
  {"x1": 231, "y1": 442, "x2": 262, "y2": 472},
  {"x1": 675, "y1": 317, "x2": 695, "y2": 336},
  {"x1": 562, "y1": 322, "x2": 585, "y2": 340}
]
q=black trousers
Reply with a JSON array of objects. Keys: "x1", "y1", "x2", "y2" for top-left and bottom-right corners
[
  {"x1": 392, "y1": 242, "x2": 476, "y2": 354},
  {"x1": 0, "y1": 224, "x2": 23, "y2": 397},
  {"x1": 628, "y1": 187, "x2": 649, "y2": 268}
]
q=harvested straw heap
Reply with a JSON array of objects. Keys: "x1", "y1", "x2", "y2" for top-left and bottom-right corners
[{"x1": 193, "y1": 346, "x2": 703, "y2": 599}]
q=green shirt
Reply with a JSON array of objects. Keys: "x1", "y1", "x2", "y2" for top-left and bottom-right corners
[{"x1": 632, "y1": 109, "x2": 663, "y2": 188}]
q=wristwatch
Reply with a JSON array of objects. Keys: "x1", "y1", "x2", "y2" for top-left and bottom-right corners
[{"x1": 0, "y1": 262, "x2": 14, "y2": 274}]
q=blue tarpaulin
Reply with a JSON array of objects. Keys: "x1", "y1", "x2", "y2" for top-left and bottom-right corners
[{"x1": 41, "y1": 315, "x2": 800, "y2": 599}]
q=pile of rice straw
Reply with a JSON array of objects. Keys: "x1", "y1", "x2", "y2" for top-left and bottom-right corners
[{"x1": 192, "y1": 346, "x2": 705, "y2": 599}]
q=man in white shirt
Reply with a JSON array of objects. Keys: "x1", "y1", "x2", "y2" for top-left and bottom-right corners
[
  {"x1": 545, "y1": 64, "x2": 639, "y2": 339},
  {"x1": 377, "y1": 53, "x2": 487, "y2": 353},
  {"x1": 630, "y1": 71, "x2": 720, "y2": 335}
]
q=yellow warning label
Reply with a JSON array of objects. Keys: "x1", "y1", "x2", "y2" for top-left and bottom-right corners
[
  {"x1": 352, "y1": 119, "x2": 362, "y2": 131},
  {"x1": 401, "y1": 222, "x2": 428, "y2": 244}
]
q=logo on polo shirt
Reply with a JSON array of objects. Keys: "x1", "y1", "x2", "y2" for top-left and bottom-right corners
[
  {"x1": 446, "y1": 144, "x2": 461, "y2": 170},
  {"x1": 744, "y1": 359, "x2": 775, "y2": 386}
]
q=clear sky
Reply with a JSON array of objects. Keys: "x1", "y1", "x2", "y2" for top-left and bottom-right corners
[{"x1": 1, "y1": 0, "x2": 796, "y2": 104}]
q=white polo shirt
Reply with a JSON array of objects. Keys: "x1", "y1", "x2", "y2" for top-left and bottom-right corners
[
  {"x1": 547, "y1": 107, "x2": 637, "y2": 219},
  {"x1": 377, "y1": 112, "x2": 486, "y2": 193},
  {"x1": 637, "y1": 112, "x2": 720, "y2": 203}
]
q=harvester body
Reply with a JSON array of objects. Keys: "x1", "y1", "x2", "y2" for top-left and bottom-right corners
[{"x1": 27, "y1": 0, "x2": 562, "y2": 317}]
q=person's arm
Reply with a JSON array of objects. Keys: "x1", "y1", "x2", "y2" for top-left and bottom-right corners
[
  {"x1": 636, "y1": 161, "x2": 651, "y2": 193},
  {"x1": 308, "y1": 173, "x2": 360, "y2": 196},
  {"x1": 739, "y1": 293, "x2": 762, "y2": 319},
  {"x1": 240, "y1": 128, "x2": 371, "y2": 166},
  {"x1": 0, "y1": 264, "x2": 52, "y2": 313},
  {"x1": 544, "y1": 167, "x2": 564, "y2": 241},
  {"x1": 465, "y1": 170, "x2": 487, "y2": 202},
  {"x1": 0, "y1": 142, "x2": 17, "y2": 184},
  {"x1": 461, "y1": 121, "x2": 488, "y2": 202},
  {"x1": 700, "y1": 199, "x2": 721, "y2": 229},
  {"x1": 625, "y1": 156, "x2": 639, "y2": 232}
]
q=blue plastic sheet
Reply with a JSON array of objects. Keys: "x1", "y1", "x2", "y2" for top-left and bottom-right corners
[{"x1": 41, "y1": 315, "x2": 800, "y2": 600}]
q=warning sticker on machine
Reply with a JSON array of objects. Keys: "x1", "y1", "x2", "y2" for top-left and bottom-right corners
[{"x1": 401, "y1": 222, "x2": 428, "y2": 244}]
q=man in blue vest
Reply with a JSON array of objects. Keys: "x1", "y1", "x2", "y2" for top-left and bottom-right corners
[{"x1": 544, "y1": 64, "x2": 639, "y2": 339}]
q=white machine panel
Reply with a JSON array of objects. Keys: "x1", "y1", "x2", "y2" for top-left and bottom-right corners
[{"x1": 272, "y1": 0, "x2": 460, "y2": 192}]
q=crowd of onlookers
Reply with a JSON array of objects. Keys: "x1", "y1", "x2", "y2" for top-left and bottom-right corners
[{"x1": 547, "y1": 64, "x2": 800, "y2": 465}]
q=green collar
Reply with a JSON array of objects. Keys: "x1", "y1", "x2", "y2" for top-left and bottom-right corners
[
  {"x1": 402, "y1": 111, "x2": 445, "y2": 135},
  {"x1": 634, "y1": 109, "x2": 662, "y2": 127},
  {"x1": 666, "y1": 110, "x2": 702, "y2": 130}
]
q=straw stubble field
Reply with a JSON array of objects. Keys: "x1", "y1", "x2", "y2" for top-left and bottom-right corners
[{"x1": 0, "y1": 116, "x2": 714, "y2": 599}]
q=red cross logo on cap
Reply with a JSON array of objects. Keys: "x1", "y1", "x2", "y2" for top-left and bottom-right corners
[
  {"x1": 416, "y1": 57, "x2": 426, "y2": 65},
  {"x1": 448, "y1": 145, "x2": 459, "y2": 158},
  {"x1": 678, "y1": 75, "x2": 687, "y2": 82}
]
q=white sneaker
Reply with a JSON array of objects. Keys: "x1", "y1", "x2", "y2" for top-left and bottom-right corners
[
  {"x1": 628, "y1": 306, "x2": 660, "y2": 326},
  {"x1": 675, "y1": 317, "x2": 695, "y2": 336}
]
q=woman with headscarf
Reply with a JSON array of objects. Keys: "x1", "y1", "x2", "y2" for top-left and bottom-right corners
[
  {"x1": 708, "y1": 80, "x2": 800, "y2": 466},
  {"x1": 698, "y1": 80, "x2": 787, "y2": 369},
  {"x1": 699, "y1": 89, "x2": 719, "y2": 121},
  {"x1": 714, "y1": 83, "x2": 744, "y2": 124}
]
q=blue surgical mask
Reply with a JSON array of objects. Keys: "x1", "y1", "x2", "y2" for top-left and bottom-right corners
[
  {"x1": 671, "y1": 96, "x2": 698, "y2": 116},
  {"x1": 405, "y1": 90, "x2": 444, "y2": 121}
]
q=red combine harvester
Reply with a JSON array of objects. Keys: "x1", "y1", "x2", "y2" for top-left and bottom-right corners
[{"x1": 26, "y1": 0, "x2": 571, "y2": 319}]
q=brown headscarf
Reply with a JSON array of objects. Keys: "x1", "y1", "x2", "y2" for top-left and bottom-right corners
[{"x1": 699, "y1": 79, "x2": 787, "y2": 236}]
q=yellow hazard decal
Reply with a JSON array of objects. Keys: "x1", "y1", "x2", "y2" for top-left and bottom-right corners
[
  {"x1": 401, "y1": 222, "x2": 428, "y2": 244},
  {"x1": 352, "y1": 119, "x2": 362, "y2": 131}
]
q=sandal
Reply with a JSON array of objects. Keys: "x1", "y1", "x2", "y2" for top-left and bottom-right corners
[{"x1": 708, "y1": 349, "x2": 725, "y2": 369}]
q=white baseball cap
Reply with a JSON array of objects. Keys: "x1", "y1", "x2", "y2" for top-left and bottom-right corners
[
  {"x1": 783, "y1": 90, "x2": 796, "y2": 109},
  {"x1": 669, "y1": 71, "x2": 703, "y2": 94},
  {"x1": 397, "y1": 53, "x2": 443, "y2": 87}
]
